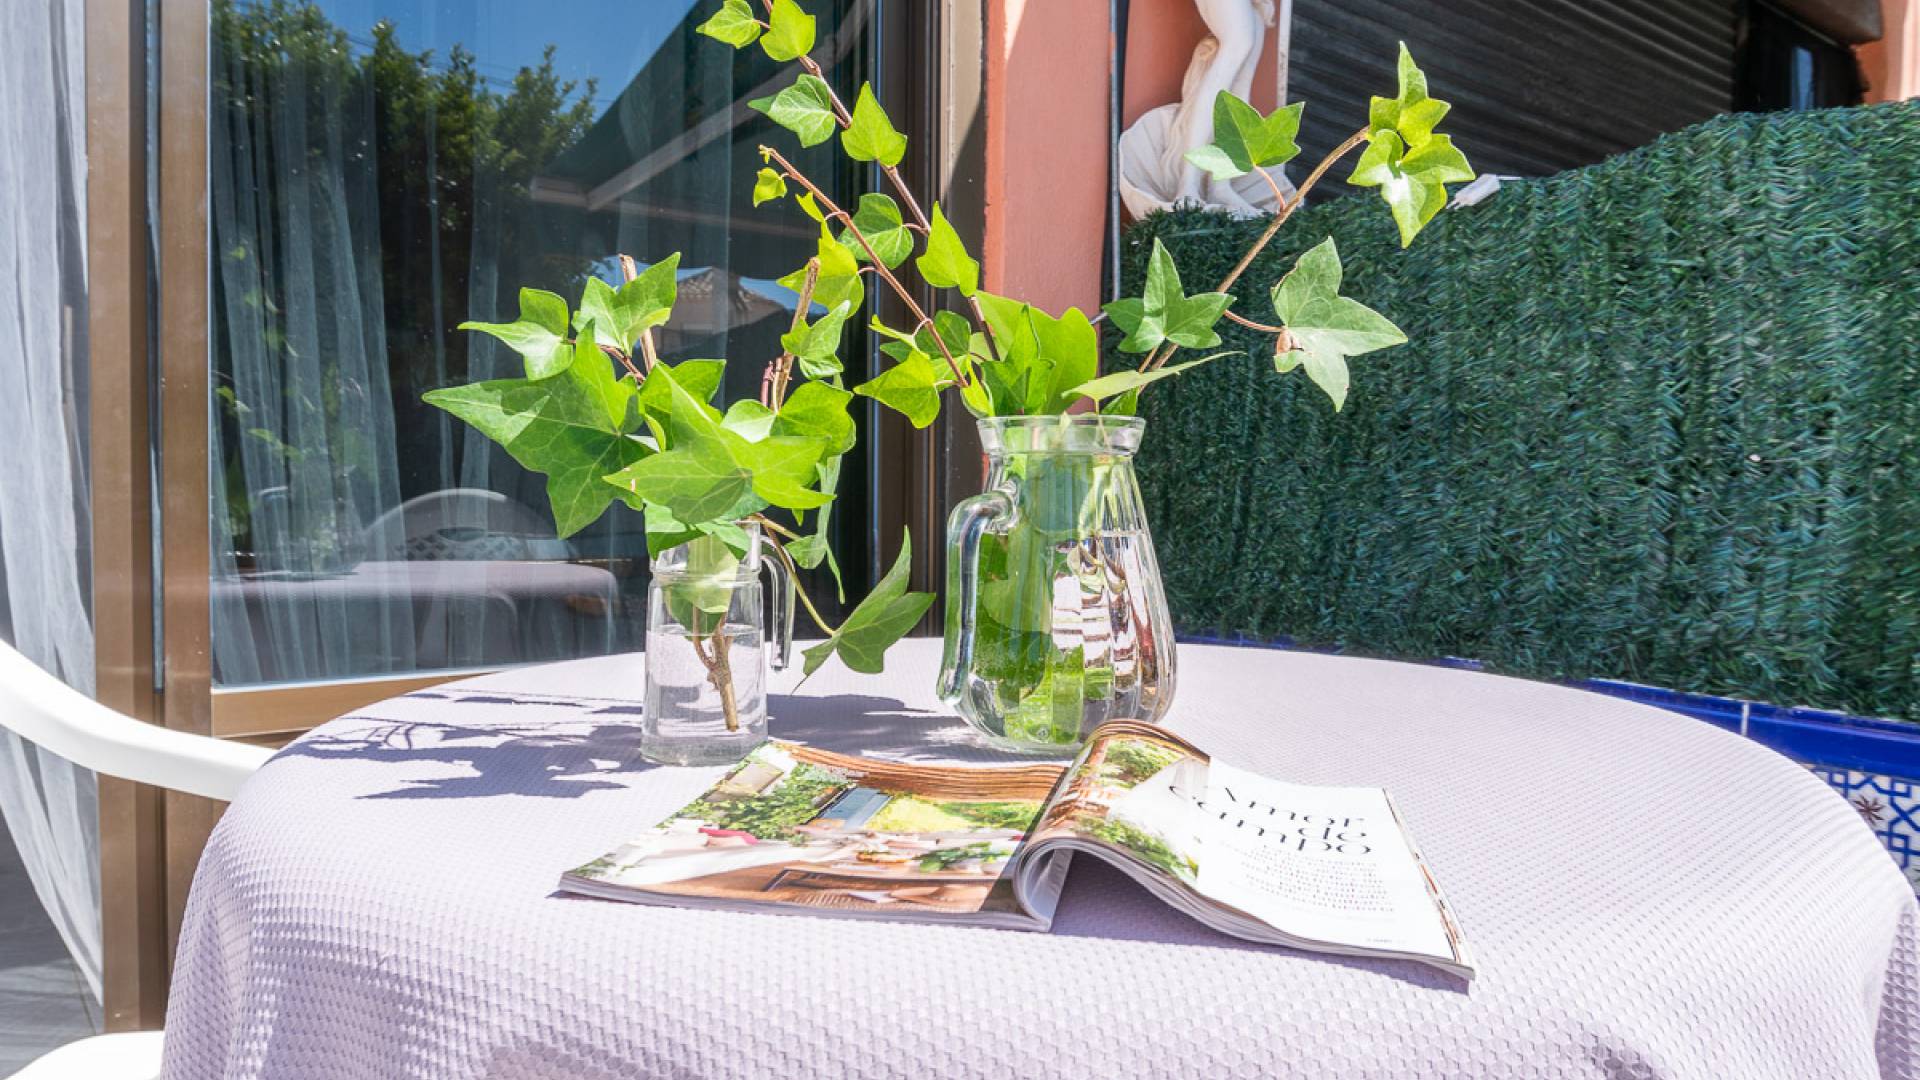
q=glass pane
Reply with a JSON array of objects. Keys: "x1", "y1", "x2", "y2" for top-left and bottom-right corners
[{"x1": 207, "y1": 0, "x2": 873, "y2": 687}]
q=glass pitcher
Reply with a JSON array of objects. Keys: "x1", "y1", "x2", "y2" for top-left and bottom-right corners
[
  {"x1": 642, "y1": 523, "x2": 793, "y2": 766},
  {"x1": 940, "y1": 415, "x2": 1177, "y2": 750}
]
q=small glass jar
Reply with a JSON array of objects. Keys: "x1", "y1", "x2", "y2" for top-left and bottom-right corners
[{"x1": 642, "y1": 523, "x2": 792, "y2": 766}]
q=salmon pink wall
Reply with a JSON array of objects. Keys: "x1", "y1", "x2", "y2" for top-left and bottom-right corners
[
  {"x1": 983, "y1": 0, "x2": 1110, "y2": 315},
  {"x1": 1122, "y1": 2, "x2": 1282, "y2": 126},
  {"x1": 984, "y1": 1, "x2": 1284, "y2": 314},
  {"x1": 1859, "y1": 0, "x2": 1920, "y2": 100}
]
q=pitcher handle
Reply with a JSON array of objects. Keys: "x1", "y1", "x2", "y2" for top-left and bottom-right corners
[
  {"x1": 938, "y1": 486, "x2": 1016, "y2": 702},
  {"x1": 760, "y1": 532, "x2": 795, "y2": 671}
]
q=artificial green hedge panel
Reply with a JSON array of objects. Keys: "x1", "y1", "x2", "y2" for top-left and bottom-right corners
[{"x1": 1123, "y1": 100, "x2": 1920, "y2": 720}]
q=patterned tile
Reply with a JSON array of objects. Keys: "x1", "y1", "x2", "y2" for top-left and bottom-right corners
[{"x1": 1814, "y1": 768, "x2": 1920, "y2": 893}]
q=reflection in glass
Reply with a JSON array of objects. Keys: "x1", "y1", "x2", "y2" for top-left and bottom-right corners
[{"x1": 207, "y1": 0, "x2": 871, "y2": 686}]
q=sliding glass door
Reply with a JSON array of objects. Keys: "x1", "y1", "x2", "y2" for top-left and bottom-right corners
[{"x1": 199, "y1": 0, "x2": 886, "y2": 716}]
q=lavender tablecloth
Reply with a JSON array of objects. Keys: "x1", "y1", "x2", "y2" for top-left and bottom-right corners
[{"x1": 164, "y1": 641, "x2": 1919, "y2": 1079}]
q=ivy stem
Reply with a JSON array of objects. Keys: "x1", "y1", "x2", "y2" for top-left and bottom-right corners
[
  {"x1": 617, "y1": 253, "x2": 663, "y2": 373},
  {"x1": 767, "y1": 258, "x2": 820, "y2": 410},
  {"x1": 751, "y1": 515, "x2": 841, "y2": 636},
  {"x1": 601, "y1": 342, "x2": 645, "y2": 382},
  {"x1": 795, "y1": 53, "x2": 854, "y2": 127},
  {"x1": 686, "y1": 613, "x2": 740, "y2": 733},
  {"x1": 1222, "y1": 309, "x2": 1286, "y2": 335},
  {"x1": 790, "y1": 52, "x2": 1004, "y2": 364},
  {"x1": 776, "y1": 539, "x2": 840, "y2": 636},
  {"x1": 708, "y1": 623, "x2": 738, "y2": 732},
  {"x1": 762, "y1": 145, "x2": 970, "y2": 386},
  {"x1": 606, "y1": 254, "x2": 648, "y2": 380},
  {"x1": 1140, "y1": 126, "x2": 1372, "y2": 373},
  {"x1": 752, "y1": 512, "x2": 804, "y2": 541}
]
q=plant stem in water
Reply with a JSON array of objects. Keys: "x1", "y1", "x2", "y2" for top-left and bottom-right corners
[
  {"x1": 687, "y1": 613, "x2": 741, "y2": 733},
  {"x1": 708, "y1": 624, "x2": 739, "y2": 733}
]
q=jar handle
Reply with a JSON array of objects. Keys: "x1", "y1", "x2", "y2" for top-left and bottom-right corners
[
  {"x1": 939, "y1": 485, "x2": 1017, "y2": 702},
  {"x1": 759, "y1": 531, "x2": 795, "y2": 671}
]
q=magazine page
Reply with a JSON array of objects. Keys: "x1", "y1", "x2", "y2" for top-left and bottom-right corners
[
  {"x1": 561, "y1": 742, "x2": 1073, "y2": 929},
  {"x1": 1029, "y1": 721, "x2": 1472, "y2": 977}
]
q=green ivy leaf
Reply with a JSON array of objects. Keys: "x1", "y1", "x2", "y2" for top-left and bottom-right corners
[
  {"x1": 752, "y1": 167, "x2": 788, "y2": 207},
  {"x1": 780, "y1": 300, "x2": 853, "y2": 367},
  {"x1": 915, "y1": 203, "x2": 979, "y2": 297},
  {"x1": 612, "y1": 438, "x2": 749, "y2": 529},
  {"x1": 1028, "y1": 305, "x2": 1100, "y2": 413},
  {"x1": 566, "y1": 320, "x2": 636, "y2": 431},
  {"x1": 796, "y1": 352, "x2": 844, "y2": 381},
  {"x1": 750, "y1": 74, "x2": 837, "y2": 147},
  {"x1": 423, "y1": 369, "x2": 647, "y2": 537},
  {"x1": 760, "y1": 0, "x2": 816, "y2": 61},
  {"x1": 641, "y1": 502, "x2": 704, "y2": 559},
  {"x1": 1067, "y1": 352, "x2": 1237, "y2": 404},
  {"x1": 1347, "y1": 130, "x2": 1474, "y2": 247},
  {"x1": 634, "y1": 358, "x2": 725, "y2": 440},
  {"x1": 1183, "y1": 92, "x2": 1302, "y2": 180},
  {"x1": 780, "y1": 224, "x2": 864, "y2": 313},
  {"x1": 975, "y1": 291, "x2": 1038, "y2": 365},
  {"x1": 1270, "y1": 238, "x2": 1406, "y2": 411},
  {"x1": 927, "y1": 310, "x2": 973, "y2": 359},
  {"x1": 838, "y1": 193, "x2": 913, "y2": 268},
  {"x1": 967, "y1": 291, "x2": 1061, "y2": 416},
  {"x1": 958, "y1": 370, "x2": 993, "y2": 418},
  {"x1": 518, "y1": 287, "x2": 569, "y2": 335},
  {"x1": 1101, "y1": 297, "x2": 1149, "y2": 352},
  {"x1": 1102, "y1": 238, "x2": 1231, "y2": 354},
  {"x1": 731, "y1": 434, "x2": 833, "y2": 511},
  {"x1": 605, "y1": 367, "x2": 756, "y2": 523},
  {"x1": 855, "y1": 347, "x2": 943, "y2": 428},
  {"x1": 458, "y1": 287, "x2": 573, "y2": 379},
  {"x1": 801, "y1": 529, "x2": 934, "y2": 677},
  {"x1": 978, "y1": 352, "x2": 1039, "y2": 419},
  {"x1": 784, "y1": 531, "x2": 841, "y2": 589},
  {"x1": 661, "y1": 531, "x2": 748, "y2": 620},
  {"x1": 1368, "y1": 43, "x2": 1450, "y2": 148},
  {"x1": 617, "y1": 254, "x2": 680, "y2": 338},
  {"x1": 786, "y1": 454, "x2": 845, "y2": 601},
  {"x1": 771, "y1": 381, "x2": 857, "y2": 456},
  {"x1": 575, "y1": 280, "x2": 622, "y2": 348},
  {"x1": 573, "y1": 257, "x2": 678, "y2": 354},
  {"x1": 695, "y1": 0, "x2": 762, "y2": 47},
  {"x1": 841, "y1": 82, "x2": 907, "y2": 167},
  {"x1": 720, "y1": 399, "x2": 777, "y2": 442},
  {"x1": 1349, "y1": 45, "x2": 1471, "y2": 247}
]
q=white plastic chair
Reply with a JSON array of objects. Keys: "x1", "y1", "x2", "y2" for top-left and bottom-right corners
[{"x1": 0, "y1": 642, "x2": 274, "y2": 1078}]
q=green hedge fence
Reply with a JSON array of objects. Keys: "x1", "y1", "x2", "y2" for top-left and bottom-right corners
[{"x1": 1122, "y1": 101, "x2": 1920, "y2": 721}]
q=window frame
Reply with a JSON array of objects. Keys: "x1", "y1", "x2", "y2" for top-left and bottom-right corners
[{"x1": 141, "y1": 0, "x2": 963, "y2": 742}]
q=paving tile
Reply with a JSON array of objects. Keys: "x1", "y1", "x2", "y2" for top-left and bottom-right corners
[{"x1": 0, "y1": 820, "x2": 99, "y2": 1072}]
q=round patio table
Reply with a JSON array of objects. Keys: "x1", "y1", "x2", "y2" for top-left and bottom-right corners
[{"x1": 164, "y1": 641, "x2": 1918, "y2": 1079}]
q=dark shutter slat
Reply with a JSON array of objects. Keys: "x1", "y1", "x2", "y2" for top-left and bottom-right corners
[{"x1": 1287, "y1": 0, "x2": 1738, "y2": 180}]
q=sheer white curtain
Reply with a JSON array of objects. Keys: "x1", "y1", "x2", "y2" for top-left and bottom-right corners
[
  {"x1": 0, "y1": 0, "x2": 103, "y2": 1002},
  {"x1": 208, "y1": 8, "x2": 416, "y2": 685}
]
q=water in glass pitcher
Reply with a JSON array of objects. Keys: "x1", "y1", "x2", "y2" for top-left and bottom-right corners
[{"x1": 965, "y1": 527, "x2": 1171, "y2": 747}]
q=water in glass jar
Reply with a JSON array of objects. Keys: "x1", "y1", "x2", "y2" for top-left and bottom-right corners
[{"x1": 642, "y1": 620, "x2": 767, "y2": 766}]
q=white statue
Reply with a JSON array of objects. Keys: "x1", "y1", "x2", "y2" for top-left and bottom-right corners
[{"x1": 1119, "y1": 0, "x2": 1296, "y2": 219}]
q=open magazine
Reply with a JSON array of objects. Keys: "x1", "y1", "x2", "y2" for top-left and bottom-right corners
[{"x1": 561, "y1": 720, "x2": 1474, "y2": 978}]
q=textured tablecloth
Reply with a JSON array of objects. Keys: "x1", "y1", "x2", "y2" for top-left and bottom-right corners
[{"x1": 164, "y1": 641, "x2": 1919, "y2": 1079}]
